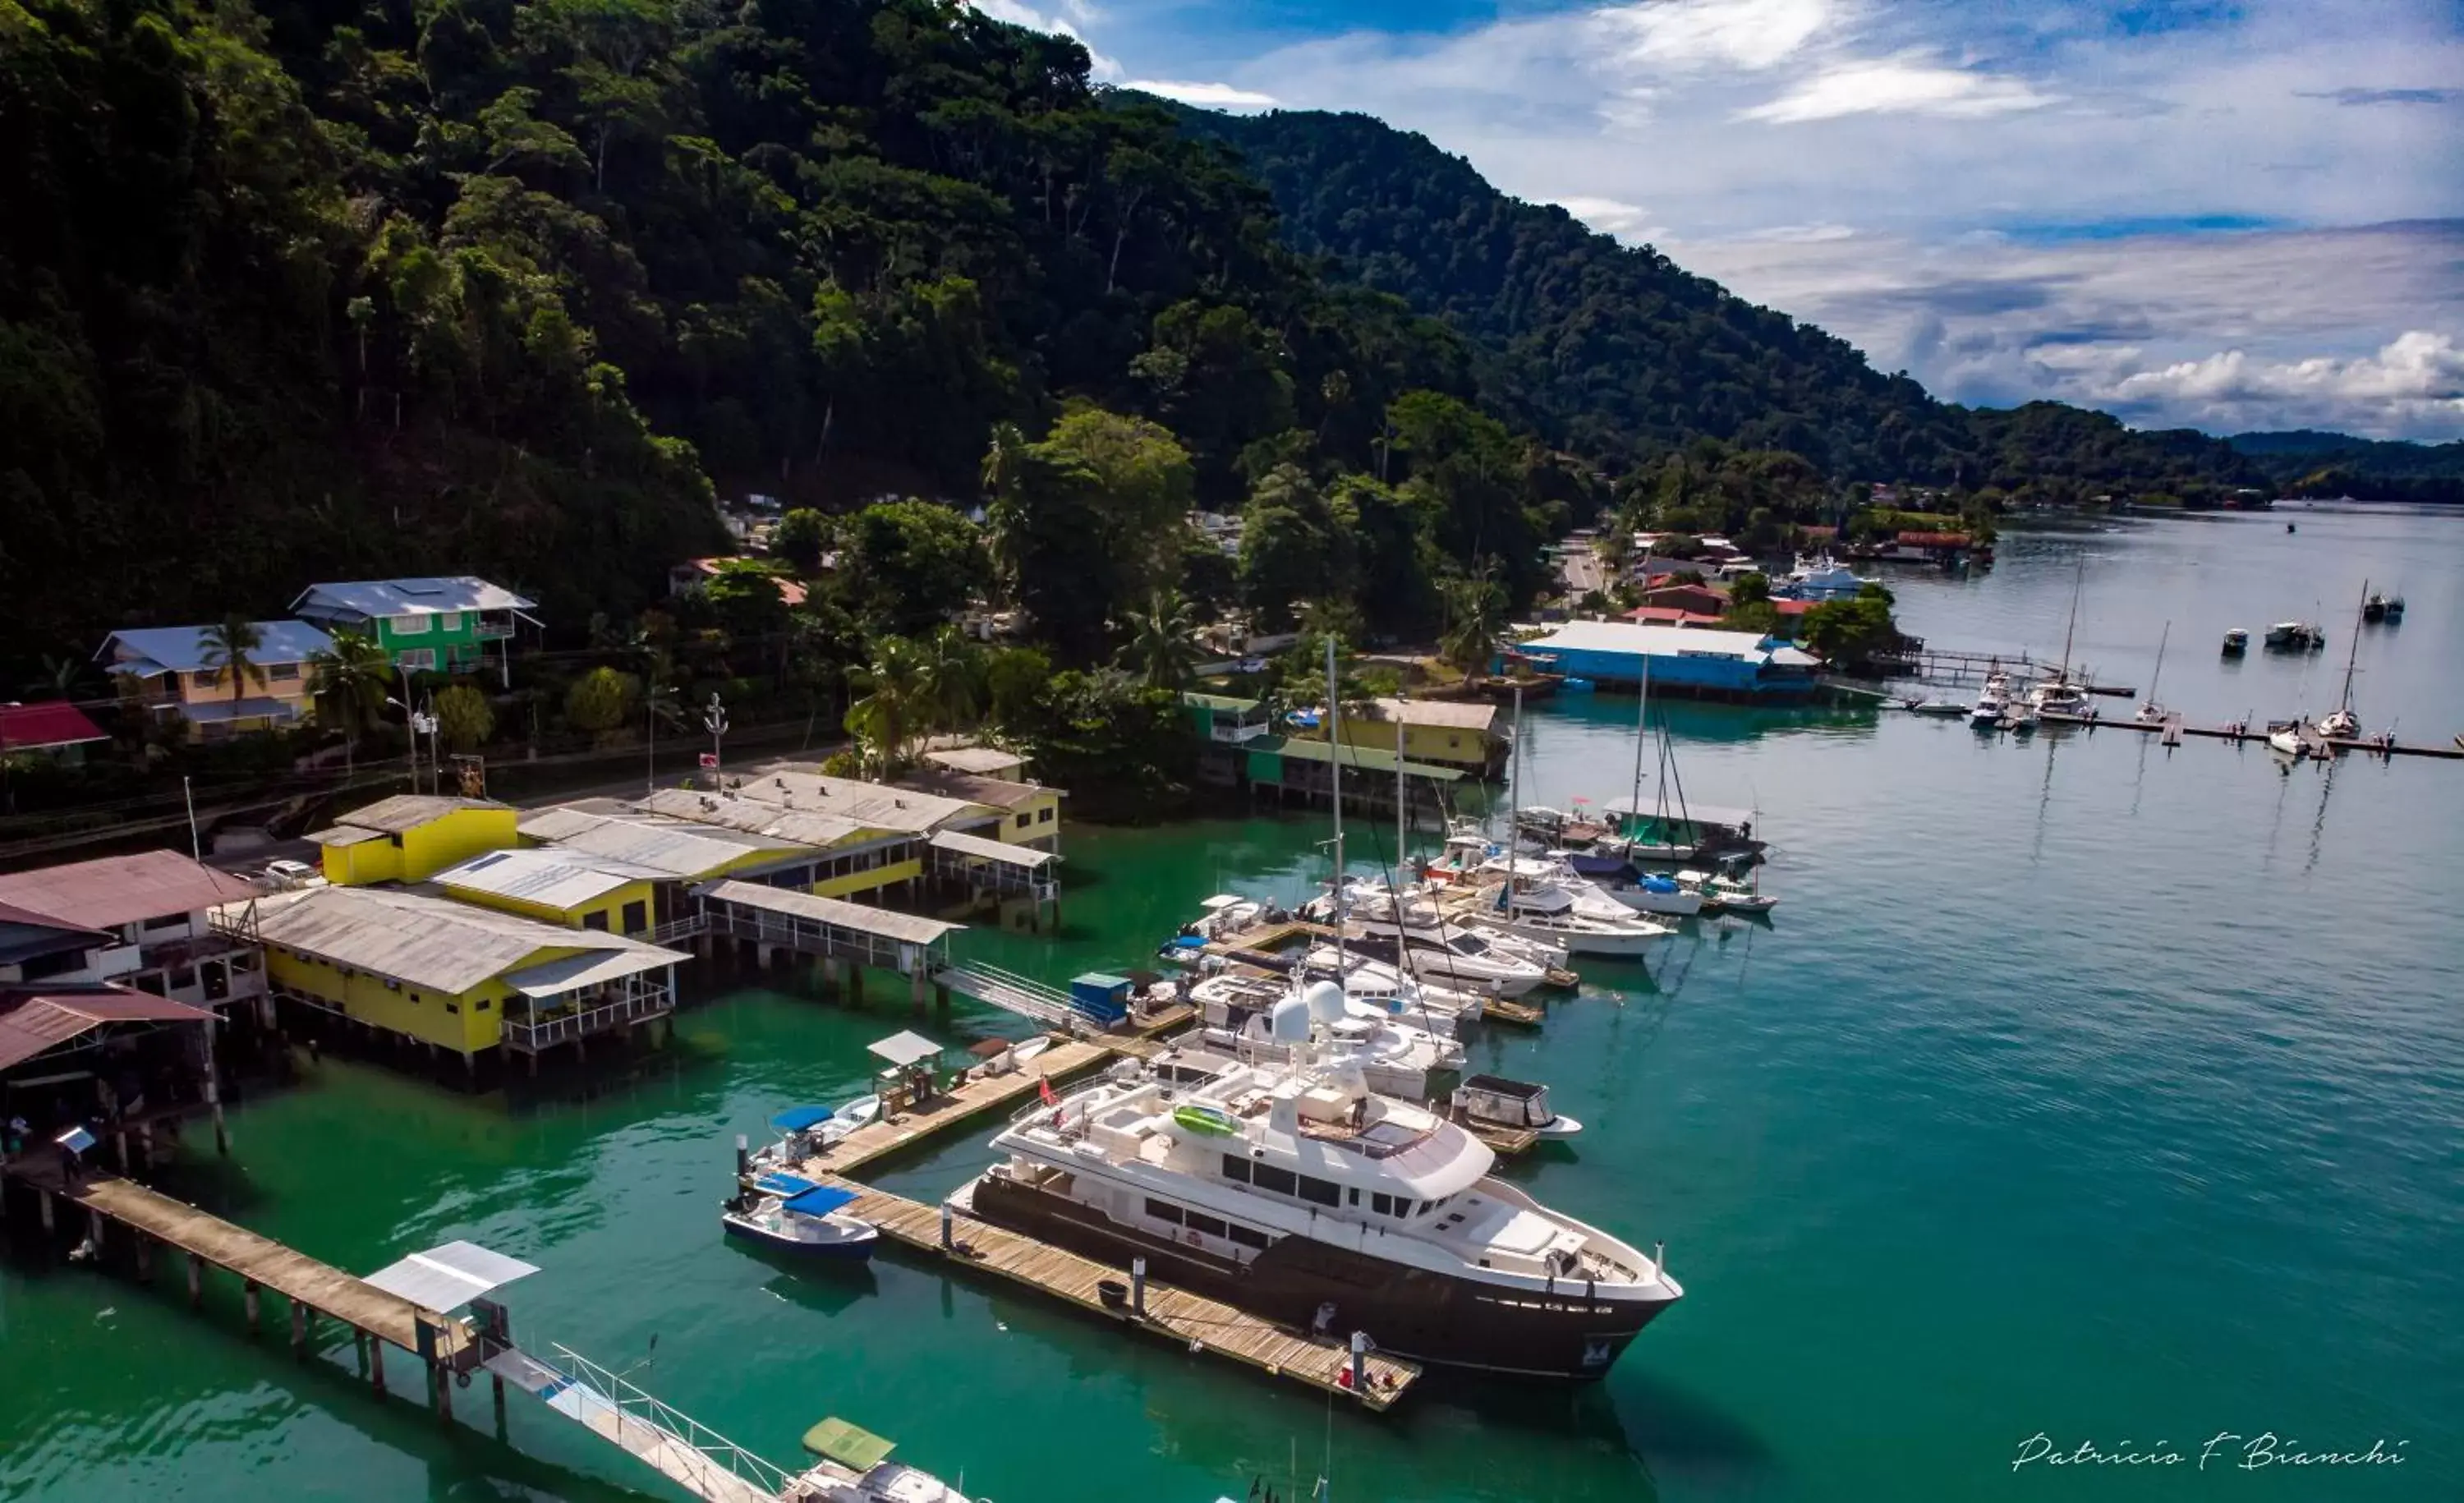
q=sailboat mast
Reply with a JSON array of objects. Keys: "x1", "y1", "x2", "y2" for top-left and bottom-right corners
[
  {"x1": 2149, "y1": 620, "x2": 2169, "y2": 702},
  {"x1": 2058, "y1": 557, "x2": 2081, "y2": 682},
  {"x1": 1326, "y1": 637, "x2": 1345, "y2": 932},
  {"x1": 1506, "y1": 682, "x2": 1523, "y2": 922},
  {"x1": 1627, "y1": 652, "x2": 1649, "y2": 843},
  {"x1": 1395, "y1": 709, "x2": 1408, "y2": 885},
  {"x1": 2338, "y1": 581, "x2": 2365, "y2": 710}
]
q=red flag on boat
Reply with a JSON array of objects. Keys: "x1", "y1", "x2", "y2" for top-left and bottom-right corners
[{"x1": 1038, "y1": 1076, "x2": 1055, "y2": 1106}]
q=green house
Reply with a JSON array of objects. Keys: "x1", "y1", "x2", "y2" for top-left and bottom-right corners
[{"x1": 291, "y1": 577, "x2": 539, "y2": 682}]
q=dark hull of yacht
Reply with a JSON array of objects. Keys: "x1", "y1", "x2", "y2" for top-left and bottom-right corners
[{"x1": 968, "y1": 1170, "x2": 1670, "y2": 1379}]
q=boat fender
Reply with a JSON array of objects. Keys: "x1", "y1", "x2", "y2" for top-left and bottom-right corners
[{"x1": 1184, "y1": 1229, "x2": 1203, "y2": 1248}]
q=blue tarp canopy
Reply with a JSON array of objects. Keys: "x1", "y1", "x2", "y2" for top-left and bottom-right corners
[
  {"x1": 770, "y1": 1105, "x2": 836, "y2": 1132},
  {"x1": 782, "y1": 1185, "x2": 860, "y2": 1217},
  {"x1": 755, "y1": 1171, "x2": 816, "y2": 1196}
]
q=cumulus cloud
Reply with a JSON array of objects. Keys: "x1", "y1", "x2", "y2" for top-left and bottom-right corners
[
  {"x1": 1124, "y1": 79, "x2": 1279, "y2": 108},
  {"x1": 2105, "y1": 332, "x2": 2464, "y2": 432},
  {"x1": 971, "y1": 0, "x2": 1121, "y2": 79},
  {"x1": 1592, "y1": 0, "x2": 1833, "y2": 72}
]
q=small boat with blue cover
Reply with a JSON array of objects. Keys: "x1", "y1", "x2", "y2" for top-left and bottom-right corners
[{"x1": 724, "y1": 1172, "x2": 879, "y2": 1260}]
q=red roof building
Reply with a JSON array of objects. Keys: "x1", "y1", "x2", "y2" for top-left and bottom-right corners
[
  {"x1": 0, "y1": 701, "x2": 107, "y2": 756},
  {"x1": 1635, "y1": 581, "x2": 1731, "y2": 617},
  {"x1": 1624, "y1": 606, "x2": 1726, "y2": 627},
  {"x1": 0, "y1": 985, "x2": 219, "y2": 1072},
  {"x1": 1895, "y1": 531, "x2": 1972, "y2": 549}
]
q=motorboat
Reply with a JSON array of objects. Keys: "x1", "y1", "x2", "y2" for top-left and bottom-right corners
[
  {"x1": 1906, "y1": 697, "x2": 1971, "y2": 718},
  {"x1": 1970, "y1": 685, "x2": 2007, "y2": 727},
  {"x1": 1460, "y1": 881, "x2": 1672, "y2": 958},
  {"x1": 1585, "y1": 864, "x2": 1708, "y2": 918},
  {"x1": 1322, "y1": 880, "x2": 1567, "y2": 988},
  {"x1": 1674, "y1": 866, "x2": 1778, "y2": 915},
  {"x1": 1293, "y1": 945, "x2": 1486, "y2": 1037},
  {"x1": 2002, "y1": 704, "x2": 2039, "y2": 735},
  {"x1": 2362, "y1": 591, "x2": 2404, "y2": 623},
  {"x1": 750, "y1": 1097, "x2": 882, "y2": 1171},
  {"x1": 2266, "y1": 722, "x2": 2308, "y2": 758},
  {"x1": 1598, "y1": 796, "x2": 1767, "y2": 866},
  {"x1": 1451, "y1": 1074, "x2": 1581, "y2": 1138},
  {"x1": 1776, "y1": 552, "x2": 1876, "y2": 602},
  {"x1": 2264, "y1": 621, "x2": 2324, "y2": 651},
  {"x1": 1194, "y1": 977, "x2": 1464, "y2": 1103},
  {"x1": 2381, "y1": 595, "x2": 2405, "y2": 622},
  {"x1": 2222, "y1": 628, "x2": 2249, "y2": 655},
  {"x1": 722, "y1": 1176, "x2": 879, "y2": 1261},
  {"x1": 966, "y1": 1006, "x2": 1681, "y2": 1377},
  {"x1": 1179, "y1": 893, "x2": 1289, "y2": 945},
  {"x1": 1481, "y1": 850, "x2": 1701, "y2": 919},
  {"x1": 2029, "y1": 677, "x2": 2094, "y2": 718},
  {"x1": 793, "y1": 1417, "x2": 972, "y2": 1503}
]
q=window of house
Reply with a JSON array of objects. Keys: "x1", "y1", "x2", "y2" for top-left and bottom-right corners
[
  {"x1": 476, "y1": 998, "x2": 491, "y2": 1011},
  {"x1": 393, "y1": 614, "x2": 430, "y2": 636},
  {"x1": 1144, "y1": 1198, "x2": 1184, "y2": 1225},
  {"x1": 1252, "y1": 1164, "x2": 1297, "y2": 1197},
  {"x1": 395, "y1": 648, "x2": 435, "y2": 671},
  {"x1": 141, "y1": 912, "x2": 187, "y2": 932},
  {"x1": 1227, "y1": 1224, "x2": 1271, "y2": 1249},
  {"x1": 1221, "y1": 1154, "x2": 1252, "y2": 1184},
  {"x1": 1038, "y1": 807, "x2": 1055, "y2": 823},
  {"x1": 268, "y1": 661, "x2": 300, "y2": 681},
  {"x1": 1014, "y1": 813, "x2": 1032, "y2": 830},
  {"x1": 388, "y1": 833, "x2": 404, "y2": 848},
  {"x1": 434, "y1": 612, "x2": 462, "y2": 632},
  {"x1": 193, "y1": 669, "x2": 222, "y2": 689},
  {"x1": 445, "y1": 1001, "x2": 460, "y2": 1013},
  {"x1": 582, "y1": 909, "x2": 610, "y2": 931},
  {"x1": 1184, "y1": 1211, "x2": 1227, "y2": 1239},
  {"x1": 168, "y1": 966, "x2": 197, "y2": 991},
  {"x1": 1297, "y1": 1175, "x2": 1340, "y2": 1207},
  {"x1": 622, "y1": 900, "x2": 647, "y2": 933},
  {"x1": 384, "y1": 978, "x2": 401, "y2": 991}
]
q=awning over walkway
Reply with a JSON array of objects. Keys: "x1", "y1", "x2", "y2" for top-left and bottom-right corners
[
  {"x1": 501, "y1": 947, "x2": 683, "y2": 1000},
  {"x1": 926, "y1": 830, "x2": 1058, "y2": 870},
  {"x1": 0, "y1": 987, "x2": 219, "y2": 1070},
  {"x1": 867, "y1": 1029, "x2": 945, "y2": 1067},
  {"x1": 361, "y1": 1239, "x2": 539, "y2": 1312},
  {"x1": 694, "y1": 880, "x2": 961, "y2": 945}
]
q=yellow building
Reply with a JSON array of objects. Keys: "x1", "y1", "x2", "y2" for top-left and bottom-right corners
[
  {"x1": 636, "y1": 776, "x2": 963, "y2": 901},
  {"x1": 232, "y1": 885, "x2": 687, "y2": 1063},
  {"x1": 1300, "y1": 697, "x2": 1506, "y2": 774},
  {"x1": 311, "y1": 795, "x2": 522, "y2": 885},
  {"x1": 898, "y1": 767, "x2": 1064, "y2": 853},
  {"x1": 432, "y1": 848, "x2": 662, "y2": 935},
  {"x1": 97, "y1": 620, "x2": 337, "y2": 742}
]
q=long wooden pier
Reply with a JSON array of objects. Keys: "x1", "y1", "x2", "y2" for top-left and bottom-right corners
[
  {"x1": 801, "y1": 1174, "x2": 1421, "y2": 1410},
  {"x1": 2030, "y1": 710, "x2": 2464, "y2": 760}
]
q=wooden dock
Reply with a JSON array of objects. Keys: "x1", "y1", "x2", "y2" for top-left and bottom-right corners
[
  {"x1": 2034, "y1": 711, "x2": 2463, "y2": 760},
  {"x1": 814, "y1": 1036, "x2": 1119, "y2": 1175},
  {"x1": 807, "y1": 1174, "x2": 1420, "y2": 1410}
]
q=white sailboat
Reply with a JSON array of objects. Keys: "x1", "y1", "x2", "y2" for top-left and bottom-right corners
[
  {"x1": 2029, "y1": 560, "x2": 2094, "y2": 718},
  {"x1": 2133, "y1": 621, "x2": 2172, "y2": 725},
  {"x1": 2315, "y1": 583, "x2": 2365, "y2": 742}
]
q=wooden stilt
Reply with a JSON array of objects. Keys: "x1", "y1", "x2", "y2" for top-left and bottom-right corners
[
  {"x1": 244, "y1": 1279, "x2": 260, "y2": 1333},
  {"x1": 355, "y1": 1328, "x2": 370, "y2": 1377},
  {"x1": 373, "y1": 1341, "x2": 388, "y2": 1395},
  {"x1": 291, "y1": 1298, "x2": 310, "y2": 1356},
  {"x1": 39, "y1": 1189, "x2": 55, "y2": 1236},
  {"x1": 136, "y1": 1234, "x2": 154, "y2": 1283},
  {"x1": 188, "y1": 1251, "x2": 205, "y2": 1308}
]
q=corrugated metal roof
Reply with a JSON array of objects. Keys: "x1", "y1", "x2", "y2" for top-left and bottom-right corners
[
  {"x1": 0, "y1": 701, "x2": 108, "y2": 752},
  {"x1": 434, "y1": 848, "x2": 663, "y2": 909},
  {"x1": 501, "y1": 947, "x2": 678, "y2": 997},
  {"x1": 723, "y1": 767, "x2": 977, "y2": 833},
  {"x1": 695, "y1": 880, "x2": 961, "y2": 945},
  {"x1": 98, "y1": 620, "x2": 335, "y2": 674},
  {"x1": 1519, "y1": 619, "x2": 1776, "y2": 661},
  {"x1": 541, "y1": 807, "x2": 814, "y2": 876},
  {"x1": 234, "y1": 885, "x2": 684, "y2": 995},
  {"x1": 1360, "y1": 697, "x2": 1500, "y2": 732},
  {"x1": 0, "y1": 850, "x2": 258, "y2": 930},
  {"x1": 182, "y1": 696, "x2": 306, "y2": 725},
  {"x1": 327, "y1": 794, "x2": 509, "y2": 834},
  {"x1": 927, "y1": 830, "x2": 1058, "y2": 868},
  {"x1": 292, "y1": 577, "x2": 536, "y2": 619},
  {"x1": 899, "y1": 768, "x2": 1050, "y2": 811},
  {"x1": 361, "y1": 1241, "x2": 538, "y2": 1311},
  {"x1": 1250, "y1": 735, "x2": 1464, "y2": 782},
  {"x1": 305, "y1": 825, "x2": 388, "y2": 847},
  {"x1": 0, "y1": 987, "x2": 218, "y2": 1070},
  {"x1": 923, "y1": 745, "x2": 1027, "y2": 776},
  {"x1": 635, "y1": 790, "x2": 866, "y2": 848}
]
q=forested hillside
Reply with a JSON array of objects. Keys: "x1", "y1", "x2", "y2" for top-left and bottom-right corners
[
  {"x1": 1183, "y1": 108, "x2": 2263, "y2": 498},
  {"x1": 2232, "y1": 431, "x2": 2464, "y2": 504}
]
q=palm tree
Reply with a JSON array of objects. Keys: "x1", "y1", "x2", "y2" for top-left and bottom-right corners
[
  {"x1": 1119, "y1": 587, "x2": 1198, "y2": 691},
  {"x1": 981, "y1": 422, "x2": 1027, "y2": 603},
  {"x1": 306, "y1": 628, "x2": 392, "y2": 774},
  {"x1": 843, "y1": 635, "x2": 929, "y2": 777},
  {"x1": 200, "y1": 615, "x2": 269, "y2": 717},
  {"x1": 1437, "y1": 566, "x2": 1506, "y2": 683},
  {"x1": 915, "y1": 624, "x2": 984, "y2": 736}
]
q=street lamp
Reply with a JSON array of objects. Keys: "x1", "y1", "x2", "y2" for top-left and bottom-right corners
[{"x1": 702, "y1": 692, "x2": 729, "y2": 784}]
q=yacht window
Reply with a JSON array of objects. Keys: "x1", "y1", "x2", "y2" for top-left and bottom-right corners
[
  {"x1": 1184, "y1": 1211, "x2": 1227, "y2": 1239},
  {"x1": 1221, "y1": 1154, "x2": 1252, "y2": 1184},
  {"x1": 1297, "y1": 1175, "x2": 1340, "y2": 1207},
  {"x1": 1372, "y1": 1193, "x2": 1395, "y2": 1216},
  {"x1": 1252, "y1": 1164, "x2": 1297, "y2": 1196},
  {"x1": 1145, "y1": 1198, "x2": 1185, "y2": 1225},
  {"x1": 1347, "y1": 1188, "x2": 1359, "y2": 1206},
  {"x1": 1228, "y1": 1224, "x2": 1270, "y2": 1249}
]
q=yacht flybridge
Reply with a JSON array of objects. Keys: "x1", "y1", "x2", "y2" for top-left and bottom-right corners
[{"x1": 967, "y1": 995, "x2": 1682, "y2": 1378}]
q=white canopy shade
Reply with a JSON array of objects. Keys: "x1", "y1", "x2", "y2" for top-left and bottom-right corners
[{"x1": 867, "y1": 1030, "x2": 945, "y2": 1068}]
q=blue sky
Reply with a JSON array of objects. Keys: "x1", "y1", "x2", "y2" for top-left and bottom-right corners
[{"x1": 980, "y1": 0, "x2": 2464, "y2": 439}]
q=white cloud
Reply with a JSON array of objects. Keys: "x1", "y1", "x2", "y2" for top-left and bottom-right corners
[
  {"x1": 1592, "y1": 0, "x2": 1834, "y2": 72},
  {"x1": 1552, "y1": 195, "x2": 1667, "y2": 243},
  {"x1": 1124, "y1": 79, "x2": 1279, "y2": 108},
  {"x1": 970, "y1": 0, "x2": 1121, "y2": 79},
  {"x1": 1739, "y1": 54, "x2": 2054, "y2": 122},
  {"x1": 2104, "y1": 331, "x2": 2464, "y2": 432}
]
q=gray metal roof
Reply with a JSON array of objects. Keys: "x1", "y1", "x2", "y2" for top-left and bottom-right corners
[
  {"x1": 434, "y1": 848, "x2": 664, "y2": 909},
  {"x1": 361, "y1": 1240, "x2": 539, "y2": 1311},
  {"x1": 927, "y1": 830, "x2": 1057, "y2": 869},
  {"x1": 725, "y1": 767, "x2": 977, "y2": 833},
  {"x1": 695, "y1": 879, "x2": 961, "y2": 945},
  {"x1": 501, "y1": 947, "x2": 677, "y2": 998},
  {"x1": 327, "y1": 794, "x2": 509, "y2": 834},
  {"x1": 292, "y1": 577, "x2": 536, "y2": 621},
  {"x1": 232, "y1": 885, "x2": 685, "y2": 995},
  {"x1": 923, "y1": 745, "x2": 1027, "y2": 776},
  {"x1": 635, "y1": 789, "x2": 866, "y2": 847},
  {"x1": 525, "y1": 809, "x2": 804, "y2": 878},
  {"x1": 98, "y1": 620, "x2": 336, "y2": 674}
]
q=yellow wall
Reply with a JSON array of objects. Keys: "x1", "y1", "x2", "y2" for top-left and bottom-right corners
[
  {"x1": 264, "y1": 945, "x2": 548, "y2": 1053},
  {"x1": 176, "y1": 668, "x2": 316, "y2": 715},
  {"x1": 990, "y1": 788, "x2": 1064, "y2": 844},
  {"x1": 319, "y1": 806, "x2": 520, "y2": 887},
  {"x1": 321, "y1": 838, "x2": 401, "y2": 886},
  {"x1": 811, "y1": 854, "x2": 924, "y2": 900},
  {"x1": 1326, "y1": 719, "x2": 1492, "y2": 768},
  {"x1": 443, "y1": 877, "x2": 657, "y2": 934}
]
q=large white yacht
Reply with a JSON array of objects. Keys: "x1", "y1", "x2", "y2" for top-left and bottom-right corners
[
  {"x1": 965, "y1": 998, "x2": 1683, "y2": 1378},
  {"x1": 1310, "y1": 885, "x2": 1558, "y2": 995},
  {"x1": 1192, "y1": 976, "x2": 1465, "y2": 1099},
  {"x1": 1293, "y1": 945, "x2": 1486, "y2": 1037}
]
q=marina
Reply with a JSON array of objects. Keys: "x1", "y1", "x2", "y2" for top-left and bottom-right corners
[{"x1": 4, "y1": 506, "x2": 2462, "y2": 1503}]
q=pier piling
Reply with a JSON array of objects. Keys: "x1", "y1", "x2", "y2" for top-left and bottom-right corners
[
  {"x1": 1130, "y1": 1257, "x2": 1147, "y2": 1319},
  {"x1": 292, "y1": 1298, "x2": 310, "y2": 1356},
  {"x1": 188, "y1": 1251, "x2": 205, "y2": 1308},
  {"x1": 244, "y1": 1280, "x2": 260, "y2": 1333}
]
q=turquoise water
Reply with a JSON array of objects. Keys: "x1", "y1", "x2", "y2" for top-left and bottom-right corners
[{"x1": 2, "y1": 505, "x2": 2459, "y2": 1501}]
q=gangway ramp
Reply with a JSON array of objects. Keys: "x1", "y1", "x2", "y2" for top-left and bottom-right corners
[{"x1": 931, "y1": 963, "x2": 1081, "y2": 1028}]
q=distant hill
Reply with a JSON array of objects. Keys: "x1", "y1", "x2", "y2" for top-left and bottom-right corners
[
  {"x1": 2230, "y1": 431, "x2": 2464, "y2": 503},
  {"x1": 1170, "y1": 108, "x2": 2258, "y2": 496}
]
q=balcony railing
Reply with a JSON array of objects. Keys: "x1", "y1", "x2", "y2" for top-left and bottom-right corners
[
  {"x1": 501, "y1": 991, "x2": 673, "y2": 1054},
  {"x1": 473, "y1": 616, "x2": 517, "y2": 640}
]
